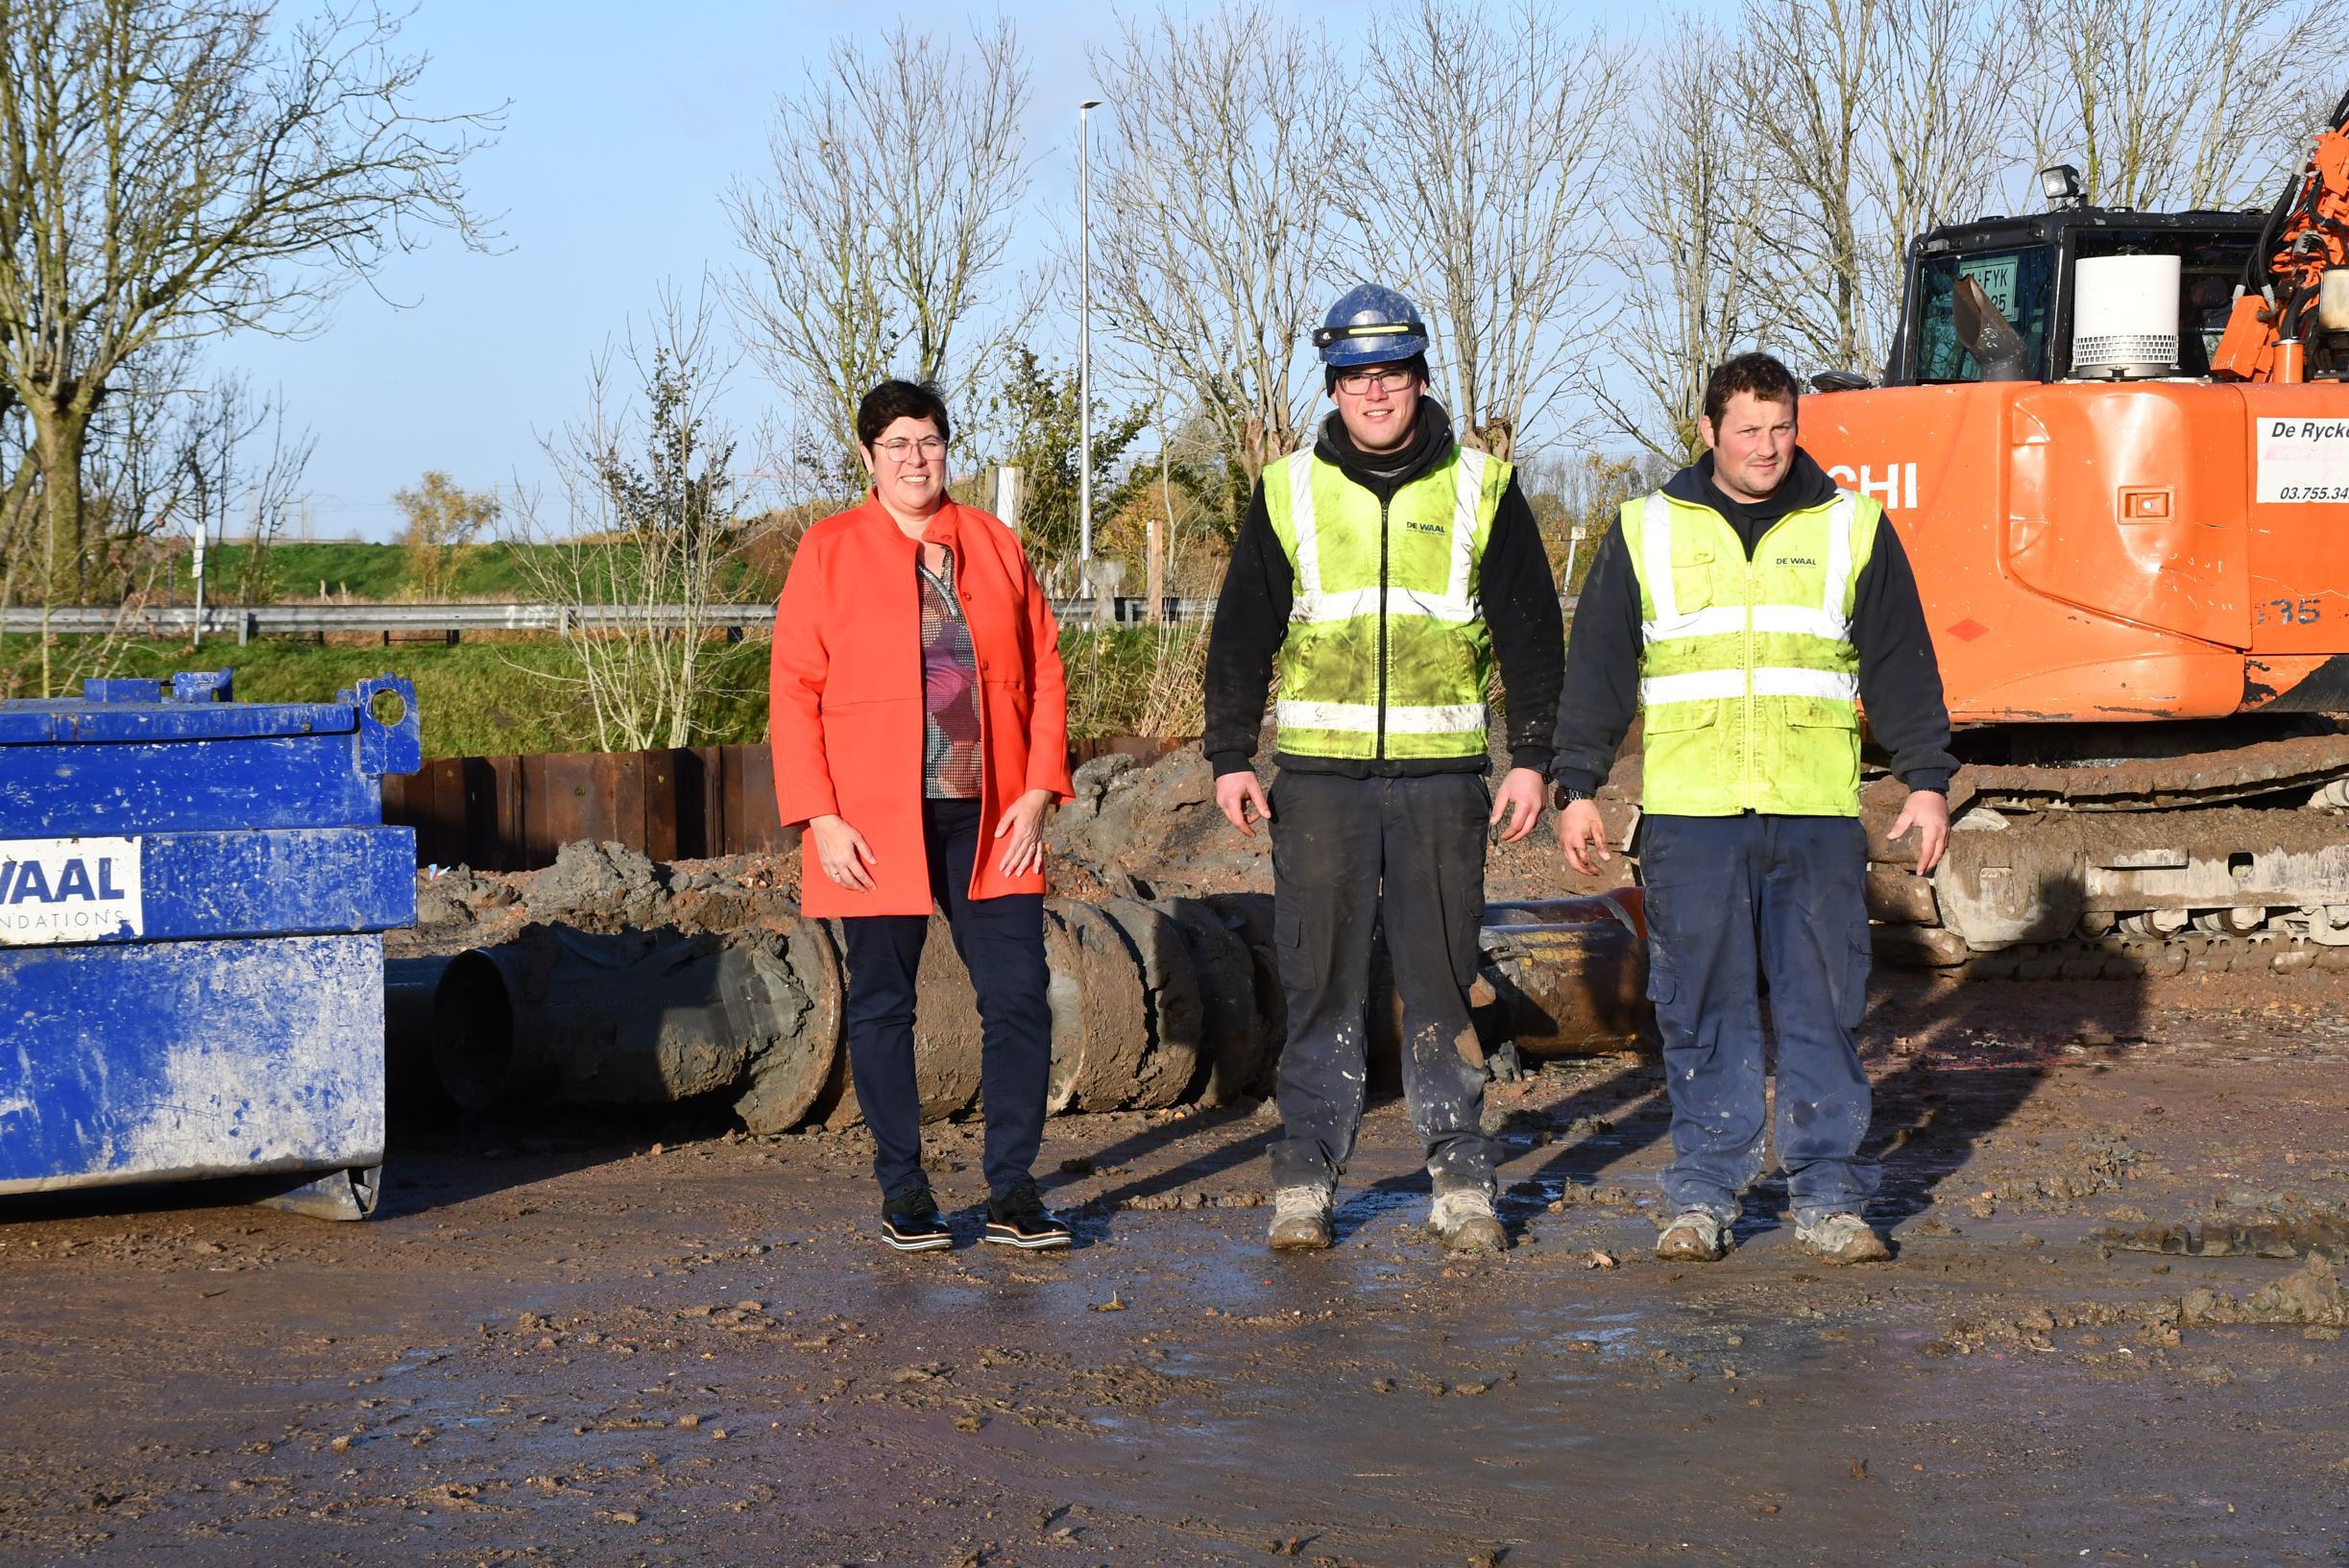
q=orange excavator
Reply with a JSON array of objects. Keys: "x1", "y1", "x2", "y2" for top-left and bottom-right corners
[{"x1": 1801, "y1": 91, "x2": 2349, "y2": 977}]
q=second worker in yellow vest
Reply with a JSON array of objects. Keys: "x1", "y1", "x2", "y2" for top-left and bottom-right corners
[
  {"x1": 1552, "y1": 352, "x2": 1956, "y2": 1266},
  {"x1": 1204, "y1": 284, "x2": 1565, "y2": 1257}
]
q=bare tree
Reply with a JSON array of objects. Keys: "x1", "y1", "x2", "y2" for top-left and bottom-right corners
[
  {"x1": 1, "y1": 361, "x2": 307, "y2": 687},
  {"x1": 165, "y1": 374, "x2": 315, "y2": 616},
  {"x1": 1858, "y1": 0, "x2": 2016, "y2": 359},
  {"x1": 1087, "y1": 3, "x2": 1350, "y2": 483},
  {"x1": 1587, "y1": 18, "x2": 1774, "y2": 463},
  {"x1": 1731, "y1": 0, "x2": 1885, "y2": 376},
  {"x1": 510, "y1": 285, "x2": 750, "y2": 754},
  {"x1": 725, "y1": 19, "x2": 1030, "y2": 491},
  {"x1": 1342, "y1": 0, "x2": 1622, "y2": 458},
  {"x1": 1518, "y1": 448, "x2": 1663, "y2": 591},
  {"x1": 0, "y1": 380, "x2": 39, "y2": 679},
  {"x1": 0, "y1": 0, "x2": 498, "y2": 663},
  {"x1": 2014, "y1": 0, "x2": 2349, "y2": 209},
  {"x1": 5, "y1": 340, "x2": 191, "y2": 682}
]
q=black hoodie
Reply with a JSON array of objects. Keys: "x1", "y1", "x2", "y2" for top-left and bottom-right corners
[
  {"x1": 1549, "y1": 447, "x2": 1955, "y2": 800},
  {"x1": 1202, "y1": 399, "x2": 1564, "y2": 778}
]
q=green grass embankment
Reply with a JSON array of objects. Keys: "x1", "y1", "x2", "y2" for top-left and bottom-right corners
[
  {"x1": 0, "y1": 625, "x2": 1206, "y2": 757},
  {"x1": 0, "y1": 637, "x2": 773, "y2": 758}
]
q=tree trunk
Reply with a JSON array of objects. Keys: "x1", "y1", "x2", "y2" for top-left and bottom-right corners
[{"x1": 30, "y1": 401, "x2": 91, "y2": 697}]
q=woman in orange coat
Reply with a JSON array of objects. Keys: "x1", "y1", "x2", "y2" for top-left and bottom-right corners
[{"x1": 770, "y1": 380, "x2": 1075, "y2": 1253}]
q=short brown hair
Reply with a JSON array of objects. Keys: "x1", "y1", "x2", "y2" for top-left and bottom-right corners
[
  {"x1": 1702, "y1": 352, "x2": 1799, "y2": 426},
  {"x1": 857, "y1": 379, "x2": 951, "y2": 449}
]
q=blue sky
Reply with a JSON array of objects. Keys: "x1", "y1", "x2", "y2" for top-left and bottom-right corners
[{"x1": 217, "y1": 0, "x2": 1659, "y2": 542}]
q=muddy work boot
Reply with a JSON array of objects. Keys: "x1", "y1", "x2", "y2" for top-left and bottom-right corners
[
  {"x1": 1655, "y1": 1210, "x2": 1732, "y2": 1263},
  {"x1": 1795, "y1": 1212, "x2": 1891, "y2": 1265},
  {"x1": 1267, "y1": 1185, "x2": 1335, "y2": 1252},
  {"x1": 1428, "y1": 1188, "x2": 1508, "y2": 1255}
]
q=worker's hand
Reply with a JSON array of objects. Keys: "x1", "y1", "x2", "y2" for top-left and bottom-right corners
[
  {"x1": 808, "y1": 813, "x2": 878, "y2": 892},
  {"x1": 1890, "y1": 788, "x2": 1950, "y2": 876},
  {"x1": 1216, "y1": 770, "x2": 1272, "y2": 837},
  {"x1": 1489, "y1": 766, "x2": 1546, "y2": 844},
  {"x1": 1556, "y1": 798, "x2": 1612, "y2": 876},
  {"x1": 994, "y1": 787, "x2": 1056, "y2": 878}
]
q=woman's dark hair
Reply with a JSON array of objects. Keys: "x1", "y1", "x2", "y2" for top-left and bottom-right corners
[
  {"x1": 1702, "y1": 352, "x2": 1800, "y2": 425},
  {"x1": 1324, "y1": 351, "x2": 1430, "y2": 394},
  {"x1": 857, "y1": 379, "x2": 952, "y2": 449}
]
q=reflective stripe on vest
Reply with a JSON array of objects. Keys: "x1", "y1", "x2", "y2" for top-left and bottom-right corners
[
  {"x1": 1263, "y1": 443, "x2": 1505, "y2": 760},
  {"x1": 1625, "y1": 487, "x2": 1878, "y2": 816}
]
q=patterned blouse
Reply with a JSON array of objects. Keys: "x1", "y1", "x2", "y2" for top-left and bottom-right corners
[{"x1": 918, "y1": 550, "x2": 983, "y2": 798}]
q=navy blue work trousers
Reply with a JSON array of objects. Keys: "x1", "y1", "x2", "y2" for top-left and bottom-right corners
[
  {"x1": 1639, "y1": 812, "x2": 1878, "y2": 1226},
  {"x1": 838, "y1": 797, "x2": 1052, "y2": 1203}
]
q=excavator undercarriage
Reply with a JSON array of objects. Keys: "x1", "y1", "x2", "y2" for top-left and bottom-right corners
[{"x1": 1861, "y1": 729, "x2": 2349, "y2": 978}]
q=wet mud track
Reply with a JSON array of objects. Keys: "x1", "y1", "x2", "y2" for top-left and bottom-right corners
[{"x1": 5, "y1": 972, "x2": 2349, "y2": 1566}]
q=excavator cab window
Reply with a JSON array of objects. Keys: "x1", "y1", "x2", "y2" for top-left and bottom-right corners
[
  {"x1": 1897, "y1": 218, "x2": 2262, "y2": 385},
  {"x1": 1912, "y1": 245, "x2": 2057, "y2": 382}
]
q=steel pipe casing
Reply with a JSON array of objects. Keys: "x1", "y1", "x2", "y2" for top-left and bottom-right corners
[{"x1": 430, "y1": 919, "x2": 841, "y2": 1133}]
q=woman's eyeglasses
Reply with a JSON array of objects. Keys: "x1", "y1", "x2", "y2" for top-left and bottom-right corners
[{"x1": 874, "y1": 436, "x2": 948, "y2": 462}]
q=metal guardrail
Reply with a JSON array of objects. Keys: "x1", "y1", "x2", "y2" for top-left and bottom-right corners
[
  {"x1": 0, "y1": 591, "x2": 1575, "y2": 640},
  {"x1": 0, "y1": 602, "x2": 778, "y2": 642}
]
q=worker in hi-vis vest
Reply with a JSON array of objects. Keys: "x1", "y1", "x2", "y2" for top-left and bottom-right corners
[
  {"x1": 1203, "y1": 284, "x2": 1564, "y2": 1256},
  {"x1": 1553, "y1": 351, "x2": 1956, "y2": 1266}
]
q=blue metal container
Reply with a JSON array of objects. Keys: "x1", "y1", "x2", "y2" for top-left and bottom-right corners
[{"x1": 0, "y1": 669, "x2": 420, "y2": 1218}]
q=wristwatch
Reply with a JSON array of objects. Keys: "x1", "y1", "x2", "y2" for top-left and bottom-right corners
[{"x1": 1551, "y1": 783, "x2": 1590, "y2": 809}]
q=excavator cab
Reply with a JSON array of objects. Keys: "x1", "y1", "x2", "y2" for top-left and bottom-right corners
[{"x1": 1885, "y1": 209, "x2": 2263, "y2": 386}]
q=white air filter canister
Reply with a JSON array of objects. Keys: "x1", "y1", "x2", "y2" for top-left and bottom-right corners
[{"x1": 2071, "y1": 254, "x2": 2180, "y2": 378}]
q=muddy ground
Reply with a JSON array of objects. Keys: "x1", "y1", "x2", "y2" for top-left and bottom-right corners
[{"x1": 5, "y1": 959, "x2": 2349, "y2": 1566}]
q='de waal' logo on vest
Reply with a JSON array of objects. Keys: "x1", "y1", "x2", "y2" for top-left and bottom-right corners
[{"x1": 0, "y1": 836, "x2": 143, "y2": 946}]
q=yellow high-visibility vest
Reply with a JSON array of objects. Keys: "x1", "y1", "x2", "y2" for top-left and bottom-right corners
[{"x1": 1622, "y1": 487, "x2": 1880, "y2": 816}]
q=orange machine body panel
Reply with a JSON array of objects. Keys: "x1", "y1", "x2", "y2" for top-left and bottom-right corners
[{"x1": 1804, "y1": 381, "x2": 2349, "y2": 724}]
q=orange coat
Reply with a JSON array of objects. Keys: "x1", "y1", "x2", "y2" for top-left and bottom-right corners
[{"x1": 770, "y1": 495, "x2": 1072, "y2": 917}]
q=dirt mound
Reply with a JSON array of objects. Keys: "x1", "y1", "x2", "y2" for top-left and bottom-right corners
[
  {"x1": 1050, "y1": 748, "x2": 1270, "y2": 899},
  {"x1": 1047, "y1": 722, "x2": 1594, "y2": 903},
  {"x1": 390, "y1": 843, "x2": 804, "y2": 960}
]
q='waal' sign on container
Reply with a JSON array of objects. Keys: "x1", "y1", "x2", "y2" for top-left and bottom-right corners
[{"x1": 0, "y1": 837, "x2": 143, "y2": 945}]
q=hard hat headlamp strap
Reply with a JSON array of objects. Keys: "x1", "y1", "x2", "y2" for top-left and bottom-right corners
[{"x1": 1311, "y1": 322, "x2": 1415, "y2": 348}]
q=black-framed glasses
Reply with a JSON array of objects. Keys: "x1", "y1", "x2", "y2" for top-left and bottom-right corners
[{"x1": 1332, "y1": 367, "x2": 1417, "y2": 396}]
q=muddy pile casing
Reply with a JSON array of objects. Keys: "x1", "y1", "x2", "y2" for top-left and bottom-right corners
[{"x1": 396, "y1": 892, "x2": 1654, "y2": 1130}]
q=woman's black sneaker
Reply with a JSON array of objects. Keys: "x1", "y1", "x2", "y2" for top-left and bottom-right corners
[
  {"x1": 881, "y1": 1189, "x2": 953, "y2": 1252},
  {"x1": 983, "y1": 1184, "x2": 1073, "y2": 1250}
]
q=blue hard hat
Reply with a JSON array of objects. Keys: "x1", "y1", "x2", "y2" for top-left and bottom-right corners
[{"x1": 1313, "y1": 283, "x2": 1428, "y2": 367}]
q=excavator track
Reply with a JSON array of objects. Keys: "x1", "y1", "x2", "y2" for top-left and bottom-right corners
[{"x1": 1858, "y1": 731, "x2": 2349, "y2": 977}]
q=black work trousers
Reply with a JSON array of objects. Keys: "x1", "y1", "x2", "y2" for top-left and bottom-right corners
[
  {"x1": 838, "y1": 797, "x2": 1052, "y2": 1203},
  {"x1": 1266, "y1": 770, "x2": 1497, "y2": 1194}
]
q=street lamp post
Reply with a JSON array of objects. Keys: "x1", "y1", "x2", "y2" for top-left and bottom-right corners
[{"x1": 1078, "y1": 97, "x2": 1102, "y2": 570}]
